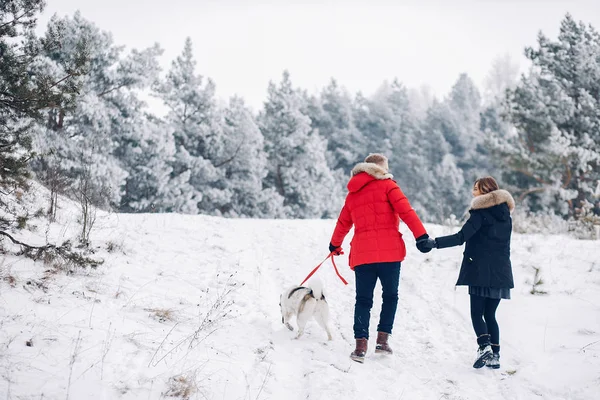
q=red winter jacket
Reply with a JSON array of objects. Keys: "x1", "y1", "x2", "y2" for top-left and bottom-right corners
[{"x1": 330, "y1": 163, "x2": 427, "y2": 269}]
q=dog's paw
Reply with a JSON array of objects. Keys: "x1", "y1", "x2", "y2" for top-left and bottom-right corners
[{"x1": 285, "y1": 322, "x2": 294, "y2": 331}]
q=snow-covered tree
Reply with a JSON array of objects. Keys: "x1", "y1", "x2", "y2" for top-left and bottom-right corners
[
  {"x1": 380, "y1": 81, "x2": 426, "y2": 197},
  {"x1": 353, "y1": 80, "x2": 433, "y2": 216},
  {"x1": 217, "y1": 97, "x2": 285, "y2": 217},
  {"x1": 421, "y1": 73, "x2": 487, "y2": 216},
  {"x1": 496, "y1": 14, "x2": 600, "y2": 216},
  {"x1": 31, "y1": 12, "x2": 162, "y2": 209},
  {"x1": 483, "y1": 53, "x2": 520, "y2": 106},
  {"x1": 308, "y1": 79, "x2": 366, "y2": 174},
  {"x1": 355, "y1": 83, "x2": 394, "y2": 156},
  {"x1": 258, "y1": 71, "x2": 340, "y2": 218},
  {"x1": 1, "y1": 2, "x2": 86, "y2": 190},
  {"x1": 153, "y1": 38, "x2": 228, "y2": 214},
  {"x1": 118, "y1": 116, "x2": 175, "y2": 212},
  {"x1": 420, "y1": 100, "x2": 465, "y2": 219},
  {"x1": 445, "y1": 73, "x2": 483, "y2": 164},
  {"x1": 408, "y1": 85, "x2": 435, "y2": 120}
]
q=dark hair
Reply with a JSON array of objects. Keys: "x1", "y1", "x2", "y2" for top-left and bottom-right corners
[{"x1": 475, "y1": 176, "x2": 499, "y2": 194}]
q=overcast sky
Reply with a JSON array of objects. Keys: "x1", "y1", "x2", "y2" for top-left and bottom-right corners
[{"x1": 37, "y1": 0, "x2": 600, "y2": 111}]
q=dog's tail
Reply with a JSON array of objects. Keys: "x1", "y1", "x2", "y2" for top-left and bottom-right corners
[{"x1": 307, "y1": 277, "x2": 325, "y2": 301}]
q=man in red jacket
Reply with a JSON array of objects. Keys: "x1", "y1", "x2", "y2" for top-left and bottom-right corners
[{"x1": 329, "y1": 153, "x2": 434, "y2": 363}]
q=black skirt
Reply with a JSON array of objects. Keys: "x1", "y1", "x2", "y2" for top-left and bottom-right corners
[{"x1": 469, "y1": 286, "x2": 511, "y2": 299}]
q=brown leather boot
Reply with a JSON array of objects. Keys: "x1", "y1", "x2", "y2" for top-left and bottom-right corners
[
  {"x1": 350, "y1": 338, "x2": 368, "y2": 363},
  {"x1": 375, "y1": 332, "x2": 393, "y2": 355}
]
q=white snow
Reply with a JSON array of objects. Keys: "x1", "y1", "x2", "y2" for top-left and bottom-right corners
[{"x1": 1, "y1": 186, "x2": 599, "y2": 400}]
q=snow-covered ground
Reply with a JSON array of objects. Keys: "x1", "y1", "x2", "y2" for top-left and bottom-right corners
[{"x1": 1, "y1": 186, "x2": 599, "y2": 399}]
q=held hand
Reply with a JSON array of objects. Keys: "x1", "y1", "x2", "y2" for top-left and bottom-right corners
[
  {"x1": 416, "y1": 234, "x2": 437, "y2": 253},
  {"x1": 329, "y1": 242, "x2": 344, "y2": 256}
]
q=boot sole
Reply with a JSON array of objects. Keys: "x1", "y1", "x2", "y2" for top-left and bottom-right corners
[
  {"x1": 473, "y1": 350, "x2": 493, "y2": 369},
  {"x1": 374, "y1": 349, "x2": 393, "y2": 355},
  {"x1": 486, "y1": 363, "x2": 500, "y2": 369},
  {"x1": 350, "y1": 355, "x2": 365, "y2": 363}
]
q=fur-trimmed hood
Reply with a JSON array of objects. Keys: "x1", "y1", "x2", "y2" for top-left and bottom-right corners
[
  {"x1": 348, "y1": 162, "x2": 393, "y2": 193},
  {"x1": 471, "y1": 189, "x2": 515, "y2": 214},
  {"x1": 351, "y1": 163, "x2": 393, "y2": 180}
]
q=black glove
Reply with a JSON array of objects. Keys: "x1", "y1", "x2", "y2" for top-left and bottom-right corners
[
  {"x1": 329, "y1": 242, "x2": 343, "y2": 255},
  {"x1": 416, "y1": 234, "x2": 437, "y2": 253}
]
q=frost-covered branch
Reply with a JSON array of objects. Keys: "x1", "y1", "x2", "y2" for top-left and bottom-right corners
[
  {"x1": 214, "y1": 138, "x2": 245, "y2": 168},
  {"x1": 0, "y1": 230, "x2": 103, "y2": 269}
]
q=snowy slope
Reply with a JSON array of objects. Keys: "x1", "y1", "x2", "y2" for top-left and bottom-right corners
[{"x1": 1, "y1": 188, "x2": 599, "y2": 400}]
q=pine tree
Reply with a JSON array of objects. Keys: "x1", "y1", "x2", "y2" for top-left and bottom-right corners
[
  {"x1": 354, "y1": 80, "x2": 431, "y2": 216},
  {"x1": 31, "y1": 12, "x2": 162, "y2": 209},
  {"x1": 497, "y1": 14, "x2": 600, "y2": 216},
  {"x1": 382, "y1": 80, "x2": 425, "y2": 200},
  {"x1": 483, "y1": 53, "x2": 520, "y2": 106},
  {"x1": 309, "y1": 79, "x2": 365, "y2": 174},
  {"x1": 446, "y1": 73, "x2": 482, "y2": 164},
  {"x1": 118, "y1": 116, "x2": 175, "y2": 212},
  {"x1": 421, "y1": 74, "x2": 485, "y2": 219},
  {"x1": 420, "y1": 100, "x2": 465, "y2": 220},
  {"x1": 0, "y1": 3, "x2": 109, "y2": 266},
  {"x1": 153, "y1": 37, "x2": 227, "y2": 214},
  {"x1": 0, "y1": 2, "x2": 86, "y2": 190},
  {"x1": 258, "y1": 71, "x2": 340, "y2": 218},
  {"x1": 354, "y1": 82, "x2": 395, "y2": 157},
  {"x1": 218, "y1": 96, "x2": 284, "y2": 217},
  {"x1": 408, "y1": 85, "x2": 435, "y2": 120}
]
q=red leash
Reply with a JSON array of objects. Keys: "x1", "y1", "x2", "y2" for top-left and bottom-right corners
[
  {"x1": 329, "y1": 254, "x2": 349, "y2": 285},
  {"x1": 300, "y1": 252, "x2": 348, "y2": 286}
]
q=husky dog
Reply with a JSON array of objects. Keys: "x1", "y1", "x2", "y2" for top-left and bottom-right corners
[{"x1": 279, "y1": 279, "x2": 333, "y2": 341}]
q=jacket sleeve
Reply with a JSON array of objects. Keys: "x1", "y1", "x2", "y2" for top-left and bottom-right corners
[
  {"x1": 436, "y1": 212, "x2": 483, "y2": 248},
  {"x1": 387, "y1": 183, "x2": 427, "y2": 238},
  {"x1": 330, "y1": 203, "x2": 353, "y2": 247}
]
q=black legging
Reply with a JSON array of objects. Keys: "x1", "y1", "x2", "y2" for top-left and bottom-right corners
[{"x1": 470, "y1": 295, "x2": 501, "y2": 345}]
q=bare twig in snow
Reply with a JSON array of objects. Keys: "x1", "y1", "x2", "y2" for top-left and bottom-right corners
[
  {"x1": 148, "y1": 322, "x2": 180, "y2": 368},
  {"x1": 255, "y1": 363, "x2": 272, "y2": 400},
  {"x1": 150, "y1": 274, "x2": 239, "y2": 367},
  {"x1": 581, "y1": 340, "x2": 600, "y2": 353},
  {"x1": 101, "y1": 323, "x2": 113, "y2": 380},
  {"x1": 66, "y1": 331, "x2": 82, "y2": 400},
  {"x1": 88, "y1": 289, "x2": 99, "y2": 328}
]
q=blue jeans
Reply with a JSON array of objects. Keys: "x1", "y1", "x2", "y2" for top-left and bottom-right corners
[{"x1": 353, "y1": 261, "x2": 401, "y2": 339}]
